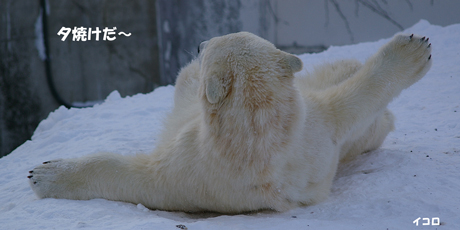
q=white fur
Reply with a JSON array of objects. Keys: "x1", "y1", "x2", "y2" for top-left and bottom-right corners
[{"x1": 29, "y1": 32, "x2": 431, "y2": 213}]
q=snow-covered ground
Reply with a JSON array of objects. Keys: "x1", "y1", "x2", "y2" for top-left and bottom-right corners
[{"x1": 1, "y1": 20, "x2": 459, "y2": 230}]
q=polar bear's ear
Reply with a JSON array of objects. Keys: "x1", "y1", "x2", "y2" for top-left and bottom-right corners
[
  {"x1": 283, "y1": 53, "x2": 303, "y2": 73},
  {"x1": 205, "y1": 75, "x2": 227, "y2": 104}
]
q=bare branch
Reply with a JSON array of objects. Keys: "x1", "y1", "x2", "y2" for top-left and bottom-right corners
[
  {"x1": 356, "y1": 0, "x2": 404, "y2": 30},
  {"x1": 328, "y1": 0, "x2": 355, "y2": 42},
  {"x1": 354, "y1": 0, "x2": 360, "y2": 17},
  {"x1": 324, "y1": 0, "x2": 330, "y2": 27},
  {"x1": 267, "y1": 1, "x2": 289, "y2": 26},
  {"x1": 404, "y1": 0, "x2": 413, "y2": 11}
]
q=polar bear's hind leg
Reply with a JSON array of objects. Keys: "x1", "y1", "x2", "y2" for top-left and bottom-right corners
[{"x1": 295, "y1": 59, "x2": 362, "y2": 92}]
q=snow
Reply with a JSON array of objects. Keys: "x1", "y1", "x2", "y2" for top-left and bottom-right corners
[{"x1": 1, "y1": 20, "x2": 459, "y2": 229}]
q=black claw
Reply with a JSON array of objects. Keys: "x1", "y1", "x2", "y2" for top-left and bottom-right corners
[
  {"x1": 27, "y1": 175, "x2": 33, "y2": 179},
  {"x1": 43, "y1": 161, "x2": 50, "y2": 164},
  {"x1": 29, "y1": 170, "x2": 34, "y2": 173},
  {"x1": 428, "y1": 43, "x2": 431, "y2": 48},
  {"x1": 428, "y1": 55, "x2": 432, "y2": 60},
  {"x1": 421, "y1": 36, "x2": 426, "y2": 41},
  {"x1": 33, "y1": 182, "x2": 37, "y2": 184},
  {"x1": 409, "y1": 34, "x2": 414, "y2": 39},
  {"x1": 426, "y1": 37, "x2": 429, "y2": 42}
]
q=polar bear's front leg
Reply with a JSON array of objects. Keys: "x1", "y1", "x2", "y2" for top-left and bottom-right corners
[
  {"x1": 317, "y1": 34, "x2": 431, "y2": 144},
  {"x1": 28, "y1": 153, "x2": 136, "y2": 201}
]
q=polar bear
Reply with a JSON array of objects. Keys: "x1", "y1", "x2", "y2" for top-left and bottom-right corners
[{"x1": 28, "y1": 32, "x2": 431, "y2": 213}]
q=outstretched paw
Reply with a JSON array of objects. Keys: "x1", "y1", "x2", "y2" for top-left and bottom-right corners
[
  {"x1": 393, "y1": 33, "x2": 432, "y2": 61},
  {"x1": 381, "y1": 33, "x2": 432, "y2": 84},
  {"x1": 408, "y1": 33, "x2": 432, "y2": 60},
  {"x1": 28, "y1": 159, "x2": 78, "y2": 199}
]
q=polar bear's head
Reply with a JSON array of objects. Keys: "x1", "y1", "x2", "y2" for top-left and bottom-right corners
[{"x1": 198, "y1": 32, "x2": 303, "y2": 105}]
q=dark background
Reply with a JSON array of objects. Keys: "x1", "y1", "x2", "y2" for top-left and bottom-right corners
[{"x1": 1, "y1": 0, "x2": 459, "y2": 157}]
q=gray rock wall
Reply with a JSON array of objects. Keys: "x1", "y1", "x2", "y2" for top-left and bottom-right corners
[
  {"x1": 0, "y1": 0, "x2": 160, "y2": 157},
  {"x1": 45, "y1": 0, "x2": 160, "y2": 103},
  {"x1": 1, "y1": 1, "x2": 44, "y2": 157}
]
